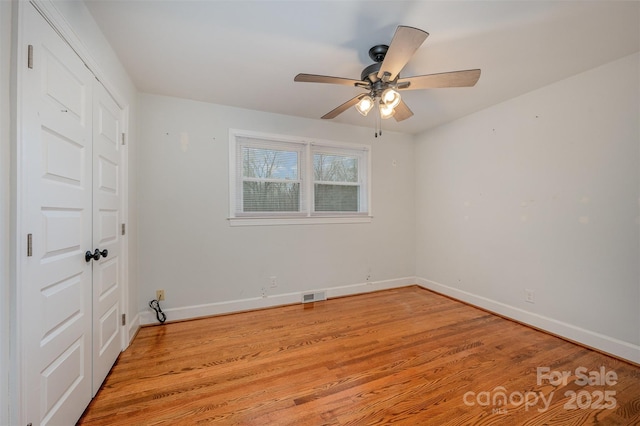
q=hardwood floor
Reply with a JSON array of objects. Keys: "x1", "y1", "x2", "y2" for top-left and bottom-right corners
[{"x1": 78, "y1": 286, "x2": 640, "y2": 425}]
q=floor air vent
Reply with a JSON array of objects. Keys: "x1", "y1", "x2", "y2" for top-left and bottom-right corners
[{"x1": 302, "y1": 291, "x2": 326, "y2": 303}]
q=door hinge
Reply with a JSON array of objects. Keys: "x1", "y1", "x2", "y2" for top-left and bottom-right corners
[
  {"x1": 27, "y1": 234, "x2": 33, "y2": 257},
  {"x1": 121, "y1": 223, "x2": 126, "y2": 235},
  {"x1": 121, "y1": 313, "x2": 126, "y2": 326},
  {"x1": 27, "y1": 45, "x2": 33, "y2": 69},
  {"x1": 121, "y1": 133, "x2": 126, "y2": 145}
]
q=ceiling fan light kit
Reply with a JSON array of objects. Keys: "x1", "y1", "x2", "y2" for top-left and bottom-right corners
[{"x1": 294, "y1": 25, "x2": 481, "y2": 137}]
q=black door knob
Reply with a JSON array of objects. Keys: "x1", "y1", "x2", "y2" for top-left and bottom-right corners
[
  {"x1": 85, "y1": 248, "x2": 108, "y2": 262},
  {"x1": 85, "y1": 249, "x2": 99, "y2": 262}
]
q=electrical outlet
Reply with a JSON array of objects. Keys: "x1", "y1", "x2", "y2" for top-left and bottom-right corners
[
  {"x1": 525, "y1": 289, "x2": 535, "y2": 304},
  {"x1": 270, "y1": 276, "x2": 277, "y2": 288},
  {"x1": 261, "y1": 287, "x2": 267, "y2": 298},
  {"x1": 156, "y1": 289, "x2": 165, "y2": 301}
]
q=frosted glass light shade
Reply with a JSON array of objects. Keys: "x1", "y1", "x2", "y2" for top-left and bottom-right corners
[
  {"x1": 355, "y1": 95, "x2": 374, "y2": 116},
  {"x1": 379, "y1": 102, "x2": 395, "y2": 119},
  {"x1": 381, "y1": 88, "x2": 401, "y2": 109}
]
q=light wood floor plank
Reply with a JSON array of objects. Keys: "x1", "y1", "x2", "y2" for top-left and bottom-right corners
[{"x1": 78, "y1": 286, "x2": 640, "y2": 425}]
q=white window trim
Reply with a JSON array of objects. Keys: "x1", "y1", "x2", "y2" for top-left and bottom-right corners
[{"x1": 229, "y1": 129, "x2": 372, "y2": 226}]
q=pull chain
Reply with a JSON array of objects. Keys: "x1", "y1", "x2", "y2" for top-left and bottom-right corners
[
  {"x1": 374, "y1": 101, "x2": 379, "y2": 137},
  {"x1": 372, "y1": 99, "x2": 385, "y2": 138},
  {"x1": 376, "y1": 99, "x2": 382, "y2": 138}
]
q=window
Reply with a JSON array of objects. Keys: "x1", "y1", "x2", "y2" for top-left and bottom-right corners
[
  {"x1": 313, "y1": 149, "x2": 362, "y2": 213},
  {"x1": 239, "y1": 142, "x2": 305, "y2": 215},
  {"x1": 229, "y1": 131, "x2": 370, "y2": 225}
]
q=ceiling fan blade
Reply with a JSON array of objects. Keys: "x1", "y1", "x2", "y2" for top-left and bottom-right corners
[
  {"x1": 321, "y1": 95, "x2": 364, "y2": 119},
  {"x1": 377, "y1": 26, "x2": 429, "y2": 82},
  {"x1": 393, "y1": 99, "x2": 413, "y2": 122},
  {"x1": 398, "y1": 69, "x2": 481, "y2": 90},
  {"x1": 295, "y1": 73, "x2": 365, "y2": 87}
]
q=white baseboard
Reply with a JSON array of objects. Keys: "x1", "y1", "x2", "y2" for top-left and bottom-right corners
[
  {"x1": 415, "y1": 277, "x2": 640, "y2": 365},
  {"x1": 139, "y1": 277, "x2": 415, "y2": 326}
]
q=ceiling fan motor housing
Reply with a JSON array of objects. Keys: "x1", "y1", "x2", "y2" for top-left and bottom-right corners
[
  {"x1": 361, "y1": 62, "x2": 382, "y2": 83},
  {"x1": 362, "y1": 45, "x2": 398, "y2": 87},
  {"x1": 362, "y1": 45, "x2": 389, "y2": 83}
]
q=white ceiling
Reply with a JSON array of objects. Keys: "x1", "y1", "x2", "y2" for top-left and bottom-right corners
[{"x1": 84, "y1": 0, "x2": 639, "y2": 135}]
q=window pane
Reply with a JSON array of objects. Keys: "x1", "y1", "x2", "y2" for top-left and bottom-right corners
[
  {"x1": 314, "y1": 184, "x2": 359, "y2": 212},
  {"x1": 313, "y1": 153, "x2": 357, "y2": 182},
  {"x1": 243, "y1": 182, "x2": 300, "y2": 212},
  {"x1": 243, "y1": 147, "x2": 298, "y2": 180}
]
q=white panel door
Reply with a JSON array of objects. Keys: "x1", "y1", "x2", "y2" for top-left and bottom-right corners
[
  {"x1": 20, "y1": 4, "x2": 125, "y2": 424},
  {"x1": 21, "y1": 4, "x2": 93, "y2": 425},
  {"x1": 91, "y1": 82, "x2": 123, "y2": 396}
]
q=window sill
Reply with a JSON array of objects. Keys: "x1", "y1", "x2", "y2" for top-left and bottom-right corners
[{"x1": 228, "y1": 215, "x2": 373, "y2": 227}]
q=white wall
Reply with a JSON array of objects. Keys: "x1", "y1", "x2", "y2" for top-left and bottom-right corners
[
  {"x1": 1, "y1": 2, "x2": 13, "y2": 424},
  {"x1": 415, "y1": 53, "x2": 640, "y2": 362},
  {"x1": 137, "y1": 94, "x2": 416, "y2": 321}
]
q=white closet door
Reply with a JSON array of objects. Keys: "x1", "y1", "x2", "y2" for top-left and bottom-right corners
[
  {"x1": 20, "y1": 4, "x2": 126, "y2": 424},
  {"x1": 21, "y1": 4, "x2": 93, "y2": 425},
  {"x1": 91, "y1": 82, "x2": 123, "y2": 396}
]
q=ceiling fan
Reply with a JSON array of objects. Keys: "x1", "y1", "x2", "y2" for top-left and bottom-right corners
[{"x1": 294, "y1": 26, "x2": 481, "y2": 136}]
